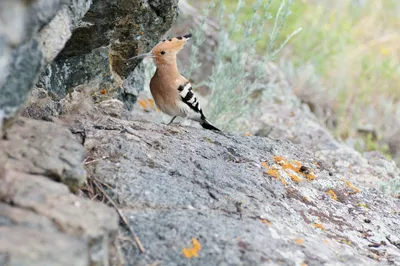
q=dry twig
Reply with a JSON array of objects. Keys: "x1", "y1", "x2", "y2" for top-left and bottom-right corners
[{"x1": 92, "y1": 178, "x2": 146, "y2": 253}]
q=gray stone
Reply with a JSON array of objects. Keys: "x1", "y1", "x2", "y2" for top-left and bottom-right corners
[
  {"x1": 0, "y1": 203, "x2": 58, "y2": 231},
  {"x1": 76, "y1": 114, "x2": 400, "y2": 265},
  {"x1": 253, "y1": 104, "x2": 341, "y2": 152},
  {"x1": 98, "y1": 99, "x2": 125, "y2": 118},
  {"x1": 0, "y1": 0, "x2": 91, "y2": 127},
  {"x1": 0, "y1": 226, "x2": 89, "y2": 266},
  {"x1": 0, "y1": 39, "x2": 44, "y2": 124},
  {"x1": 0, "y1": 169, "x2": 119, "y2": 266},
  {"x1": 39, "y1": 0, "x2": 179, "y2": 110},
  {"x1": 0, "y1": 117, "x2": 119, "y2": 266},
  {"x1": 0, "y1": 118, "x2": 86, "y2": 191},
  {"x1": 38, "y1": 47, "x2": 110, "y2": 100}
]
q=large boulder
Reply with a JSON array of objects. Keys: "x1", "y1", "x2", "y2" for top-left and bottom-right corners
[
  {"x1": 74, "y1": 111, "x2": 400, "y2": 265},
  {"x1": 38, "y1": 0, "x2": 179, "y2": 111},
  {"x1": 0, "y1": 0, "x2": 91, "y2": 129},
  {"x1": 0, "y1": 117, "x2": 87, "y2": 191},
  {"x1": 0, "y1": 0, "x2": 179, "y2": 130},
  {"x1": 0, "y1": 118, "x2": 119, "y2": 266}
]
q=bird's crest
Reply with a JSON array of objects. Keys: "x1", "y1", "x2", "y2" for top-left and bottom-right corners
[
  {"x1": 152, "y1": 34, "x2": 192, "y2": 55},
  {"x1": 125, "y1": 34, "x2": 192, "y2": 63}
]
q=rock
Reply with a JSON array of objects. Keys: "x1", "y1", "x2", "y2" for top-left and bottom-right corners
[
  {"x1": 0, "y1": 226, "x2": 89, "y2": 266},
  {"x1": 0, "y1": 0, "x2": 91, "y2": 127},
  {"x1": 39, "y1": 0, "x2": 179, "y2": 110},
  {"x1": 76, "y1": 113, "x2": 400, "y2": 265},
  {"x1": 38, "y1": 47, "x2": 111, "y2": 101},
  {"x1": 0, "y1": 169, "x2": 118, "y2": 266},
  {"x1": 0, "y1": 203, "x2": 58, "y2": 231},
  {"x1": 0, "y1": 117, "x2": 119, "y2": 266},
  {"x1": 0, "y1": 117, "x2": 86, "y2": 191},
  {"x1": 21, "y1": 87, "x2": 61, "y2": 121},
  {"x1": 98, "y1": 99, "x2": 125, "y2": 118},
  {"x1": 253, "y1": 104, "x2": 340, "y2": 152}
]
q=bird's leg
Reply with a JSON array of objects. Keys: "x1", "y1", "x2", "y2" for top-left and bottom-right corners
[{"x1": 168, "y1": 116, "x2": 177, "y2": 125}]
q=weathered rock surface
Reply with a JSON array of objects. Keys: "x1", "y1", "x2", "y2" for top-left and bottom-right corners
[
  {"x1": 0, "y1": 119, "x2": 119, "y2": 266},
  {"x1": 251, "y1": 104, "x2": 400, "y2": 192},
  {"x1": 0, "y1": 226, "x2": 88, "y2": 266},
  {"x1": 39, "y1": 0, "x2": 179, "y2": 110},
  {"x1": 0, "y1": 0, "x2": 91, "y2": 128},
  {"x1": 0, "y1": 118, "x2": 86, "y2": 191},
  {"x1": 73, "y1": 112, "x2": 400, "y2": 266}
]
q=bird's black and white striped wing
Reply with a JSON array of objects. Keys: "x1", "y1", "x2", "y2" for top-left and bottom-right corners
[
  {"x1": 177, "y1": 81, "x2": 206, "y2": 121},
  {"x1": 177, "y1": 81, "x2": 221, "y2": 131}
]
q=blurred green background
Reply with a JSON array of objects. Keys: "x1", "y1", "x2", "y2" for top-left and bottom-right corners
[{"x1": 194, "y1": 0, "x2": 399, "y2": 158}]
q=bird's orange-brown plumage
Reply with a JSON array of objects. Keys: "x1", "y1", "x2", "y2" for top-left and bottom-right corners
[{"x1": 130, "y1": 34, "x2": 220, "y2": 131}]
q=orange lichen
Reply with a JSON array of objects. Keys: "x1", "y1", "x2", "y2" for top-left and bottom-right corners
[
  {"x1": 244, "y1": 132, "x2": 253, "y2": 136},
  {"x1": 273, "y1": 156, "x2": 317, "y2": 181},
  {"x1": 262, "y1": 162, "x2": 287, "y2": 186},
  {"x1": 261, "y1": 219, "x2": 272, "y2": 226},
  {"x1": 289, "y1": 173, "x2": 301, "y2": 183},
  {"x1": 138, "y1": 99, "x2": 148, "y2": 109},
  {"x1": 295, "y1": 238, "x2": 305, "y2": 246},
  {"x1": 345, "y1": 181, "x2": 360, "y2": 193},
  {"x1": 274, "y1": 156, "x2": 286, "y2": 165},
  {"x1": 138, "y1": 98, "x2": 159, "y2": 112},
  {"x1": 305, "y1": 173, "x2": 316, "y2": 181},
  {"x1": 273, "y1": 156, "x2": 297, "y2": 172},
  {"x1": 182, "y1": 238, "x2": 201, "y2": 258},
  {"x1": 109, "y1": 54, "x2": 113, "y2": 66},
  {"x1": 262, "y1": 157, "x2": 319, "y2": 186},
  {"x1": 147, "y1": 98, "x2": 155, "y2": 109},
  {"x1": 267, "y1": 167, "x2": 279, "y2": 178},
  {"x1": 301, "y1": 263, "x2": 308, "y2": 266},
  {"x1": 312, "y1": 223, "x2": 325, "y2": 230},
  {"x1": 100, "y1": 89, "x2": 107, "y2": 95},
  {"x1": 268, "y1": 169, "x2": 287, "y2": 186},
  {"x1": 326, "y1": 190, "x2": 337, "y2": 201},
  {"x1": 323, "y1": 239, "x2": 329, "y2": 244}
]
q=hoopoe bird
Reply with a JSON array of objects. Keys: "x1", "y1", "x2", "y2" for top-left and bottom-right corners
[{"x1": 128, "y1": 34, "x2": 220, "y2": 131}]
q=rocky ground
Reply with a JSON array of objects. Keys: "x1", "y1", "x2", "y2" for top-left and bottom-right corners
[
  {"x1": 2, "y1": 101, "x2": 400, "y2": 265},
  {"x1": 70, "y1": 107, "x2": 399, "y2": 266},
  {"x1": 0, "y1": 118, "x2": 118, "y2": 266},
  {"x1": 1, "y1": 0, "x2": 399, "y2": 266}
]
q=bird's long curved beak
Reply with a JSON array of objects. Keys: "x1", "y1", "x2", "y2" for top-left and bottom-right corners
[{"x1": 125, "y1": 52, "x2": 154, "y2": 61}]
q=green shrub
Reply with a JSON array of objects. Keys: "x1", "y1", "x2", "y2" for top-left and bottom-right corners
[
  {"x1": 186, "y1": 0, "x2": 301, "y2": 132},
  {"x1": 219, "y1": 0, "x2": 400, "y2": 155}
]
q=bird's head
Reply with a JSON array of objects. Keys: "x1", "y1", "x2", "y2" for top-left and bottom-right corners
[{"x1": 126, "y1": 34, "x2": 192, "y2": 67}]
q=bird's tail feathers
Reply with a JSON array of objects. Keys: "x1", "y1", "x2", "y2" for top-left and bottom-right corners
[{"x1": 200, "y1": 119, "x2": 221, "y2": 131}]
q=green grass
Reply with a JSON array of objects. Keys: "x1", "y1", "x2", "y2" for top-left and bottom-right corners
[
  {"x1": 222, "y1": 0, "x2": 400, "y2": 150},
  {"x1": 186, "y1": 0, "x2": 300, "y2": 132}
]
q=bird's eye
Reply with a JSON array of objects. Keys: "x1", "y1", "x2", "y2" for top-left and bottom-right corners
[{"x1": 161, "y1": 51, "x2": 166, "y2": 55}]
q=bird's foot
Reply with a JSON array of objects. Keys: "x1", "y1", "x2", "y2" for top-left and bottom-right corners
[{"x1": 167, "y1": 116, "x2": 178, "y2": 125}]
